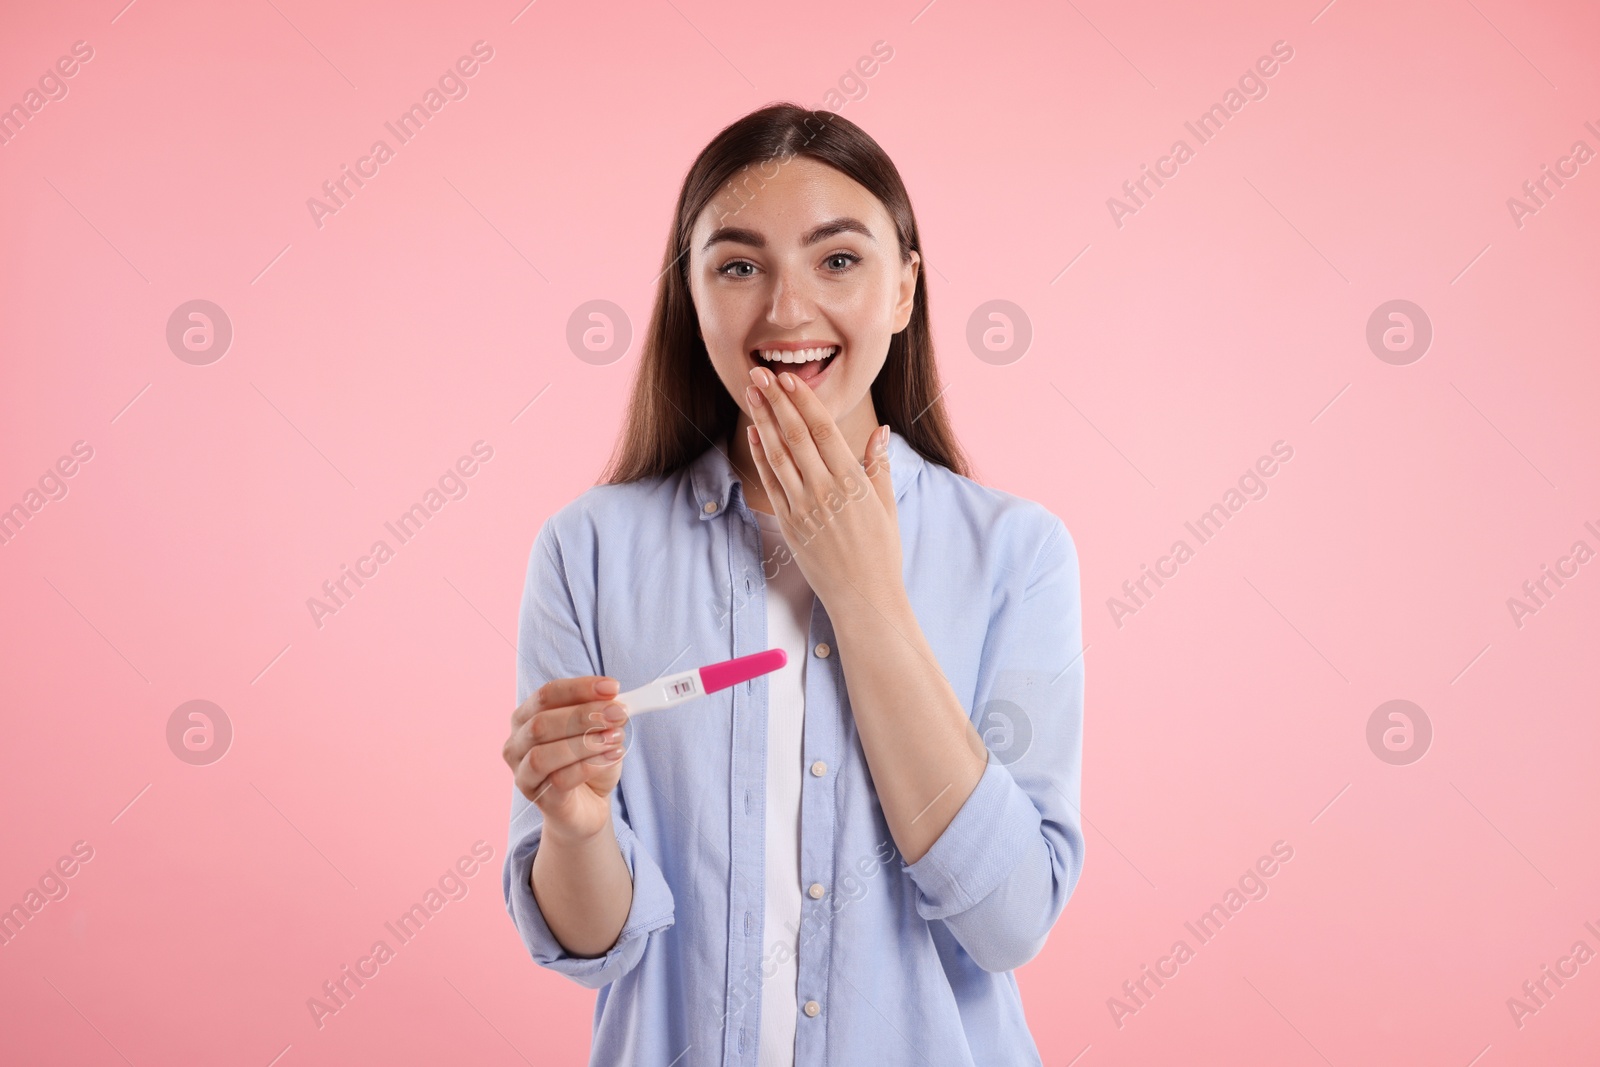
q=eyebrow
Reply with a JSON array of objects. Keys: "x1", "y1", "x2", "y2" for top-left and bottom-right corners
[{"x1": 701, "y1": 216, "x2": 878, "y2": 252}]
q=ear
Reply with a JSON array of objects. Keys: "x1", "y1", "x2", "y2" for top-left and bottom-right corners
[{"x1": 892, "y1": 250, "x2": 921, "y2": 332}]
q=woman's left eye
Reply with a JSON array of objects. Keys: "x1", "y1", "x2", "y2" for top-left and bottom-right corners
[{"x1": 824, "y1": 252, "x2": 861, "y2": 272}]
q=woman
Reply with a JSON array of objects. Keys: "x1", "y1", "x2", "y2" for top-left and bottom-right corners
[{"x1": 500, "y1": 103, "x2": 1085, "y2": 1066}]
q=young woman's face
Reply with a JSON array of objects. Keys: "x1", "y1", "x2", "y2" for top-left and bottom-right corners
[{"x1": 688, "y1": 156, "x2": 920, "y2": 431}]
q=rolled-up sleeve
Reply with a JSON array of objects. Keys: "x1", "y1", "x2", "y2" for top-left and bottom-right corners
[
  {"x1": 900, "y1": 515, "x2": 1086, "y2": 973},
  {"x1": 501, "y1": 518, "x2": 676, "y2": 989}
]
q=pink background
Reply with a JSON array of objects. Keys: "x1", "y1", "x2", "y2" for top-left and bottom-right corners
[{"x1": 2, "y1": 0, "x2": 1597, "y2": 1063}]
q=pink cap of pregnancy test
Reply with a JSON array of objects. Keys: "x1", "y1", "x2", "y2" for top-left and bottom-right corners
[{"x1": 699, "y1": 649, "x2": 787, "y2": 694}]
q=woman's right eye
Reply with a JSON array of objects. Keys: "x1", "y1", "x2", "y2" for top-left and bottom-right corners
[{"x1": 716, "y1": 260, "x2": 757, "y2": 278}]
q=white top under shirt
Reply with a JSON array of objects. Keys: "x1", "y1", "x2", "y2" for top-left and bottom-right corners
[{"x1": 752, "y1": 507, "x2": 811, "y2": 1067}]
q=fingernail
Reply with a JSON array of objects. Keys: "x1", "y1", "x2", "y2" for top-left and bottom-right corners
[
  {"x1": 596, "y1": 678, "x2": 619, "y2": 695},
  {"x1": 780, "y1": 371, "x2": 796, "y2": 392},
  {"x1": 604, "y1": 703, "x2": 627, "y2": 722},
  {"x1": 755, "y1": 367, "x2": 772, "y2": 388},
  {"x1": 746, "y1": 385, "x2": 762, "y2": 406}
]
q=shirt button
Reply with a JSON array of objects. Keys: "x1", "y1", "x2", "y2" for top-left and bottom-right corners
[
  {"x1": 810, "y1": 760, "x2": 826, "y2": 777},
  {"x1": 813, "y1": 642, "x2": 830, "y2": 658},
  {"x1": 808, "y1": 883, "x2": 825, "y2": 899},
  {"x1": 803, "y1": 1000, "x2": 821, "y2": 1017},
  {"x1": 703, "y1": 500, "x2": 718, "y2": 514}
]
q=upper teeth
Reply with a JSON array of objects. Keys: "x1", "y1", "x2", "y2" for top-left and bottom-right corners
[{"x1": 757, "y1": 346, "x2": 838, "y2": 363}]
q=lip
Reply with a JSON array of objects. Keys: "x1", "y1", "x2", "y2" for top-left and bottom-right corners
[{"x1": 748, "y1": 343, "x2": 841, "y2": 390}]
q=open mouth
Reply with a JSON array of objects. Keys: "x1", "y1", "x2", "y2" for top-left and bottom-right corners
[{"x1": 751, "y1": 345, "x2": 840, "y2": 384}]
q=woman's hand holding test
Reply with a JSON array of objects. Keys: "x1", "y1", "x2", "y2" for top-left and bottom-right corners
[
  {"x1": 504, "y1": 674, "x2": 630, "y2": 840},
  {"x1": 503, "y1": 675, "x2": 634, "y2": 958}
]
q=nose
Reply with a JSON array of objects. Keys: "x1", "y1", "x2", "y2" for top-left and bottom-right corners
[{"x1": 766, "y1": 261, "x2": 817, "y2": 331}]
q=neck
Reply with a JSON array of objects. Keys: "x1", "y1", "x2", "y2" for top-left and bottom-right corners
[{"x1": 728, "y1": 398, "x2": 881, "y2": 515}]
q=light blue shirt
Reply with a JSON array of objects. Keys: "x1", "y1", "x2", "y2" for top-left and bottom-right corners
[{"x1": 502, "y1": 429, "x2": 1086, "y2": 1066}]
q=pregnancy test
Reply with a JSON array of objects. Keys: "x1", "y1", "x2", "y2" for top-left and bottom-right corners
[{"x1": 615, "y1": 649, "x2": 788, "y2": 715}]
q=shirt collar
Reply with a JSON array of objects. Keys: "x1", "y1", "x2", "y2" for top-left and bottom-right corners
[{"x1": 690, "y1": 428, "x2": 924, "y2": 520}]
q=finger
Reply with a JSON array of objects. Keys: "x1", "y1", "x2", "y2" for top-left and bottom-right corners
[
  {"x1": 863, "y1": 424, "x2": 894, "y2": 513},
  {"x1": 505, "y1": 696, "x2": 627, "y2": 770},
  {"x1": 529, "y1": 698, "x2": 629, "y2": 750},
  {"x1": 770, "y1": 366, "x2": 859, "y2": 482},
  {"x1": 519, "y1": 742, "x2": 624, "y2": 807},
  {"x1": 751, "y1": 366, "x2": 834, "y2": 487},
  {"x1": 524, "y1": 720, "x2": 626, "y2": 790},
  {"x1": 517, "y1": 676, "x2": 619, "y2": 727},
  {"x1": 746, "y1": 424, "x2": 785, "y2": 522},
  {"x1": 746, "y1": 376, "x2": 805, "y2": 512}
]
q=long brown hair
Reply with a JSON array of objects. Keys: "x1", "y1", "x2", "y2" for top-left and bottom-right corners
[{"x1": 597, "y1": 102, "x2": 973, "y2": 486}]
